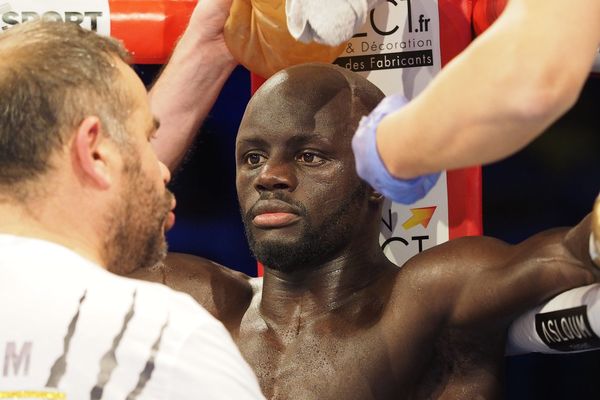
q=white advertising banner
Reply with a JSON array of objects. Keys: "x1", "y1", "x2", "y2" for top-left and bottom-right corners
[
  {"x1": 0, "y1": 0, "x2": 110, "y2": 35},
  {"x1": 334, "y1": 0, "x2": 446, "y2": 267}
]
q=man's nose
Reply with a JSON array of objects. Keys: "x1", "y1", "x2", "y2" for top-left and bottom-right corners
[
  {"x1": 159, "y1": 161, "x2": 171, "y2": 185},
  {"x1": 254, "y1": 160, "x2": 297, "y2": 192}
]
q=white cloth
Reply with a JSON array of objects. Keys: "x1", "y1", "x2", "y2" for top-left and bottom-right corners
[
  {"x1": 0, "y1": 234, "x2": 264, "y2": 400},
  {"x1": 286, "y1": 0, "x2": 382, "y2": 46}
]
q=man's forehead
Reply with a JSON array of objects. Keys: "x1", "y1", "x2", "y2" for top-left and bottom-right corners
[
  {"x1": 236, "y1": 130, "x2": 334, "y2": 146},
  {"x1": 237, "y1": 64, "x2": 380, "y2": 147},
  {"x1": 242, "y1": 85, "x2": 352, "y2": 130},
  {"x1": 237, "y1": 99, "x2": 351, "y2": 147}
]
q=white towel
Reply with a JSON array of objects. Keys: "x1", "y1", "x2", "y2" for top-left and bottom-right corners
[
  {"x1": 286, "y1": 0, "x2": 382, "y2": 46},
  {"x1": 0, "y1": 2, "x2": 12, "y2": 14}
]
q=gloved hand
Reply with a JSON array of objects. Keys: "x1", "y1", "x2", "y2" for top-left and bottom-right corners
[
  {"x1": 286, "y1": 0, "x2": 382, "y2": 46},
  {"x1": 352, "y1": 94, "x2": 441, "y2": 204}
]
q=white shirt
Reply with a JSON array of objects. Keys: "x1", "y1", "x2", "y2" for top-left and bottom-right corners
[{"x1": 0, "y1": 234, "x2": 265, "y2": 400}]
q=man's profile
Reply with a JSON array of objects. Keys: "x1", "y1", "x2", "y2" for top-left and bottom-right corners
[
  {"x1": 132, "y1": 63, "x2": 599, "y2": 399},
  {"x1": 0, "y1": 20, "x2": 263, "y2": 399}
]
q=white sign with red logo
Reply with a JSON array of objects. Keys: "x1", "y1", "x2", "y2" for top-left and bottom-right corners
[
  {"x1": 335, "y1": 0, "x2": 447, "y2": 267},
  {"x1": 0, "y1": 0, "x2": 110, "y2": 35}
]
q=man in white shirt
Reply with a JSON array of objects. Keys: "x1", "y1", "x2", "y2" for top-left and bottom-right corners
[{"x1": 0, "y1": 20, "x2": 264, "y2": 400}]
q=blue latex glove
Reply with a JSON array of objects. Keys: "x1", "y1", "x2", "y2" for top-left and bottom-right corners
[{"x1": 352, "y1": 94, "x2": 441, "y2": 204}]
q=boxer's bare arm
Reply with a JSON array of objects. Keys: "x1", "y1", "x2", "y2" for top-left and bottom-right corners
[
  {"x1": 149, "y1": 0, "x2": 237, "y2": 171},
  {"x1": 129, "y1": 253, "x2": 253, "y2": 330},
  {"x1": 377, "y1": 0, "x2": 600, "y2": 179},
  {"x1": 403, "y1": 214, "x2": 598, "y2": 329}
]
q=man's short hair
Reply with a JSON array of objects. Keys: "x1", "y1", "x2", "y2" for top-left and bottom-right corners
[{"x1": 0, "y1": 20, "x2": 132, "y2": 188}]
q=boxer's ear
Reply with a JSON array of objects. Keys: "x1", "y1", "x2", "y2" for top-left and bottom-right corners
[{"x1": 369, "y1": 188, "x2": 384, "y2": 203}]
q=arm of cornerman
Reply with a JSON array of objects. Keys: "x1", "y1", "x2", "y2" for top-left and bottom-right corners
[{"x1": 351, "y1": 0, "x2": 600, "y2": 203}]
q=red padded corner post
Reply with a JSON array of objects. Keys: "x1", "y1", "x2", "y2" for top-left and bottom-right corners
[{"x1": 439, "y1": 0, "x2": 483, "y2": 239}]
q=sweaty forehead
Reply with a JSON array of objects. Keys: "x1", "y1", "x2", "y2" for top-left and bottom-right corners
[{"x1": 238, "y1": 65, "x2": 366, "y2": 144}]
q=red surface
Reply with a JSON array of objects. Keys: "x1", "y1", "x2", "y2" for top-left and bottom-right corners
[
  {"x1": 438, "y1": 0, "x2": 483, "y2": 239},
  {"x1": 473, "y1": 0, "x2": 508, "y2": 36},
  {"x1": 110, "y1": 0, "x2": 195, "y2": 64}
]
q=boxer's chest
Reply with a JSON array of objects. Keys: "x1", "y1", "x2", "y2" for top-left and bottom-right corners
[{"x1": 233, "y1": 308, "x2": 436, "y2": 400}]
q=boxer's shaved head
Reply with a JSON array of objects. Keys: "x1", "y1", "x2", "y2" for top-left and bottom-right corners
[
  {"x1": 236, "y1": 63, "x2": 385, "y2": 272},
  {"x1": 245, "y1": 63, "x2": 384, "y2": 144}
]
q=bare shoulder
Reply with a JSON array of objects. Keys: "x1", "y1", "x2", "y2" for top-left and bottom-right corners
[
  {"x1": 397, "y1": 235, "x2": 507, "y2": 286},
  {"x1": 128, "y1": 252, "x2": 254, "y2": 328},
  {"x1": 398, "y1": 228, "x2": 577, "y2": 284},
  {"x1": 386, "y1": 236, "x2": 513, "y2": 318},
  {"x1": 390, "y1": 224, "x2": 594, "y2": 328}
]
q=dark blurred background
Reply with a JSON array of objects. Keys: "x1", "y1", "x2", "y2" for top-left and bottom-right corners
[{"x1": 135, "y1": 64, "x2": 600, "y2": 399}]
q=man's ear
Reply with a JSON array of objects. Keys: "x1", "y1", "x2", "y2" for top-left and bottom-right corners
[
  {"x1": 73, "y1": 116, "x2": 115, "y2": 190},
  {"x1": 369, "y1": 188, "x2": 384, "y2": 203}
]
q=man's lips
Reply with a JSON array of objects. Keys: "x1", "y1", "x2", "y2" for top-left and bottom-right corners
[
  {"x1": 253, "y1": 212, "x2": 300, "y2": 228},
  {"x1": 164, "y1": 197, "x2": 177, "y2": 232},
  {"x1": 250, "y1": 199, "x2": 301, "y2": 228},
  {"x1": 165, "y1": 211, "x2": 176, "y2": 231}
]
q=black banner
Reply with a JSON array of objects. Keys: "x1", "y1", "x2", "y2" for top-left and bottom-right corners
[
  {"x1": 334, "y1": 50, "x2": 433, "y2": 73},
  {"x1": 535, "y1": 306, "x2": 600, "y2": 352}
]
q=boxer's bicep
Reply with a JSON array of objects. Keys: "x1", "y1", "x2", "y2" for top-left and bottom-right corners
[{"x1": 448, "y1": 228, "x2": 596, "y2": 327}]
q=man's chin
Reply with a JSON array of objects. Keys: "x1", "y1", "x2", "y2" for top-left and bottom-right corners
[
  {"x1": 250, "y1": 239, "x2": 316, "y2": 273},
  {"x1": 107, "y1": 233, "x2": 168, "y2": 276},
  {"x1": 248, "y1": 224, "x2": 306, "y2": 245}
]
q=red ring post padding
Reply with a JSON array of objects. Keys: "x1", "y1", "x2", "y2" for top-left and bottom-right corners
[
  {"x1": 472, "y1": 0, "x2": 508, "y2": 36},
  {"x1": 438, "y1": 0, "x2": 483, "y2": 240},
  {"x1": 110, "y1": 0, "x2": 196, "y2": 64}
]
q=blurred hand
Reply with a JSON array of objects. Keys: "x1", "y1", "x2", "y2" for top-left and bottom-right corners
[{"x1": 188, "y1": 0, "x2": 235, "y2": 62}]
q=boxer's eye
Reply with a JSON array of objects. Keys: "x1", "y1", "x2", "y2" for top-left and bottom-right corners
[
  {"x1": 245, "y1": 153, "x2": 266, "y2": 165},
  {"x1": 296, "y1": 151, "x2": 324, "y2": 165}
]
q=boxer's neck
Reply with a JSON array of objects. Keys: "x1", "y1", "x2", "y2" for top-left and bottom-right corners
[{"x1": 259, "y1": 243, "x2": 395, "y2": 327}]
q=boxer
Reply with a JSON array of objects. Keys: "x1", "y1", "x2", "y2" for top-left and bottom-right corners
[{"x1": 131, "y1": 63, "x2": 600, "y2": 399}]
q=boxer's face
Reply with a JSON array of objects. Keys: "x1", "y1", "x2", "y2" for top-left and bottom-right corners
[
  {"x1": 236, "y1": 71, "x2": 369, "y2": 272},
  {"x1": 102, "y1": 61, "x2": 175, "y2": 274}
]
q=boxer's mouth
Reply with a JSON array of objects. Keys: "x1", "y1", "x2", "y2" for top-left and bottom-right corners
[
  {"x1": 251, "y1": 200, "x2": 301, "y2": 229},
  {"x1": 253, "y1": 212, "x2": 300, "y2": 228}
]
